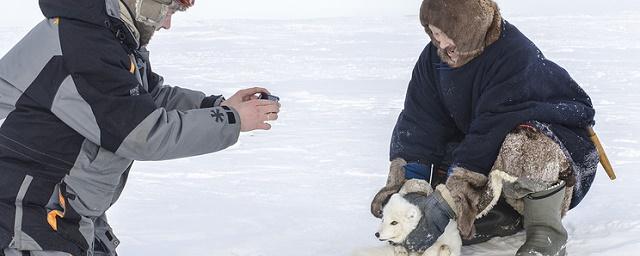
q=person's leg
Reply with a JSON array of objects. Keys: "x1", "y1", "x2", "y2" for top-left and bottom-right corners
[
  {"x1": 93, "y1": 214, "x2": 119, "y2": 256},
  {"x1": 493, "y1": 127, "x2": 573, "y2": 256},
  {"x1": 494, "y1": 126, "x2": 574, "y2": 212},
  {"x1": 444, "y1": 125, "x2": 573, "y2": 255}
]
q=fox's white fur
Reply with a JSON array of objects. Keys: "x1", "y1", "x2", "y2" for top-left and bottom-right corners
[
  {"x1": 353, "y1": 193, "x2": 462, "y2": 256},
  {"x1": 377, "y1": 194, "x2": 423, "y2": 244}
]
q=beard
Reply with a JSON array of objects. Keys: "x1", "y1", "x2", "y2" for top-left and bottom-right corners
[
  {"x1": 436, "y1": 48, "x2": 460, "y2": 68},
  {"x1": 436, "y1": 46, "x2": 485, "y2": 69},
  {"x1": 428, "y1": 32, "x2": 462, "y2": 68}
]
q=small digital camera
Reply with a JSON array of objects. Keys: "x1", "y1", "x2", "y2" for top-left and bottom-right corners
[{"x1": 259, "y1": 92, "x2": 280, "y2": 102}]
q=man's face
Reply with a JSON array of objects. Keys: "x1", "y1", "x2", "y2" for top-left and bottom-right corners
[
  {"x1": 137, "y1": 0, "x2": 194, "y2": 31},
  {"x1": 157, "y1": 0, "x2": 194, "y2": 30},
  {"x1": 159, "y1": 10, "x2": 174, "y2": 30},
  {"x1": 428, "y1": 25, "x2": 459, "y2": 64}
]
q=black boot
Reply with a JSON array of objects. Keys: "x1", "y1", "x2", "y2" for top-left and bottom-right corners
[{"x1": 462, "y1": 197, "x2": 524, "y2": 245}]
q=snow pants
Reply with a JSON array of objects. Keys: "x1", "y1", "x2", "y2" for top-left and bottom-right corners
[{"x1": 2, "y1": 215, "x2": 116, "y2": 256}]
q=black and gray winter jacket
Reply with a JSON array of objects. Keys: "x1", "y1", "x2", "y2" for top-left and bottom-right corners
[{"x1": 0, "y1": 0, "x2": 240, "y2": 255}]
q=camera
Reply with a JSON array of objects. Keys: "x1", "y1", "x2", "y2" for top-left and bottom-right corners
[{"x1": 258, "y1": 92, "x2": 280, "y2": 102}]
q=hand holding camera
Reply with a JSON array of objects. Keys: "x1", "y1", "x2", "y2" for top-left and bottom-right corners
[{"x1": 221, "y1": 87, "x2": 281, "y2": 132}]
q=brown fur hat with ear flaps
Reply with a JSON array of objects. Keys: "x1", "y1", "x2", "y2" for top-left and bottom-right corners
[{"x1": 420, "y1": 0, "x2": 502, "y2": 67}]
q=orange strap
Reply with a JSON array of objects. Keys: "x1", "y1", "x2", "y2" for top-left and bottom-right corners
[
  {"x1": 129, "y1": 57, "x2": 136, "y2": 74},
  {"x1": 47, "y1": 192, "x2": 66, "y2": 231},
  {"x1": 47, "y1": 210, "x2": 64, "y2": 231}
]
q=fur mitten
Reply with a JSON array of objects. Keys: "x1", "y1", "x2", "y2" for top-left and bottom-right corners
[
  {"x1": 443, "y1": 167, "x2": 517, "y2": 239},
  {"x1": 371, "y1": 158, "x2": 408, "y2": 218}
]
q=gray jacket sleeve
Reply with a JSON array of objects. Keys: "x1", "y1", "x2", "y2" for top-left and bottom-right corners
[
  {"x1": 114, "y1": 106, "x2": 240, "y2": 160},
  {"x1": 52, "y1": 72, "x2": 241, "y2": 161},
  {"x1": 147, "y1": 72, "x2": 225, "y2": 111},
  {"x1": 53, "y1": 26, "x2": 241, "y2": 161}
]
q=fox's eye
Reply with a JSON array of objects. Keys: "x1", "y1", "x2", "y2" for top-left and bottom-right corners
[{"x1": 391, "y1": 221, "x2": 398, "y2": 226}]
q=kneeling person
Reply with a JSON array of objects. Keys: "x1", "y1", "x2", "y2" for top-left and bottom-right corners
[{"x1": 371, "y1": 0, "x2": 598, "y2": 255}]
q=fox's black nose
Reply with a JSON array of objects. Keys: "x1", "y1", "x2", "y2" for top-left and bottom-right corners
[{"x1": 375, "y1": 232, "x2": 380, "y2": 238}]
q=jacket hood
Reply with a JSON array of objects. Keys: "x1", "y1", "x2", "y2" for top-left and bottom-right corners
[
  {"x1": 40, "y1": 0, "x2": 119, "y2": 27},
  {"x1": 40, "y1": 0, "x2": 143, "y2": 50},
  {"x1": 420, "y1": 0, "x2": 502, "y2": 68}
]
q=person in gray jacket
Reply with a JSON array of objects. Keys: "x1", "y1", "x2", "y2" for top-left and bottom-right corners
[{"x1": 0, "y1": 0, "x2": 280, "y2": 255}]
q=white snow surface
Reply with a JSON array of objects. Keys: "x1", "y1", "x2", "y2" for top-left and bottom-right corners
[{"x1": 2, "y1": 11, "x2": 640, "y2": 256}]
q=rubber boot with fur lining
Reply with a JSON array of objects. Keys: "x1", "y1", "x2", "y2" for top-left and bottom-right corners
[{"x1": 516, "y1": 182, "x2": 568, "y2": 256}]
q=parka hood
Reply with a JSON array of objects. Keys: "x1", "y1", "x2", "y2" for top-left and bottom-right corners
[
  {"x1": 420, "y1": 0, "x2": 502, "y2": 68},
  {"x1": 40, "y1": 0, "x2": 144, "y2": 49},
  {"x1": 40, "y1": 0, "x2": 119, "y2": 27}
]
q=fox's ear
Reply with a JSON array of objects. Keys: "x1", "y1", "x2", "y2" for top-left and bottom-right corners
[{"x1": 406, "y1": 207, "x2": 419, "y2": 220}]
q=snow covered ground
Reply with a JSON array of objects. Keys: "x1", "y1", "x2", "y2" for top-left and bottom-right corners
[{"x1": 2, "y1": 6, "x2": 640, "y2": 256}]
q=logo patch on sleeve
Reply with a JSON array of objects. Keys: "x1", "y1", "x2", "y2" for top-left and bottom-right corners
[
  {"x1": 129, "y1": 86, "x2": 141, "y2": 96},
  {"x1": 211, "y1": 109, "x2": 225, "y2": 123}
]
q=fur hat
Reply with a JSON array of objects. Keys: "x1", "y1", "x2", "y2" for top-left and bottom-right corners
[
  {"x1": 420, "y1": 0, "x2": 502, "y2": 67},
  {"x1": 121, "y1": 0, "x2": 158, "y2": 46},
  {"x1": 122, "y1": 0, "x2": 196, "y2": 46}
]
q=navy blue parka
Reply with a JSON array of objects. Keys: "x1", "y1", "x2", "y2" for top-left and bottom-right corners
[{"x1": 390, "y1": 20, "x2": 598, "y2": 208}]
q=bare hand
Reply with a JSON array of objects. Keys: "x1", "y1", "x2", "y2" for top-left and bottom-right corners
[
  {"x1": 221, "y1": 87, "x2": 280, "y2": 132},
  {"x1": 221, "y1": 87, "x2": 269, "y2": 108},
  {"x1": 233, "y1": 99, "x2": 280, "y2": 131}
]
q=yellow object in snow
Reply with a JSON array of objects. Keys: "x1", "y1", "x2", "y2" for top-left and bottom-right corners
[{"x1": 588, "y1": 127, "x2": 616, "y2": 180}]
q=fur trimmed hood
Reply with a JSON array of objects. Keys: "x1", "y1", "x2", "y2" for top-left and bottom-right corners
[{"x1": 419, "y1": 0, "x2": 502, "y2": 67}]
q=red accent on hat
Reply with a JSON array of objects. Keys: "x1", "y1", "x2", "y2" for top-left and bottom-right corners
[{"x1": 177, "y1": 0, "x2": 195, "y2": 7}]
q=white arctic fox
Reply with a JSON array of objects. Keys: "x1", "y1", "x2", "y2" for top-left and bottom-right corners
[{"x1": 353, "y1": 180, "x2": 462, "y2": 256}]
